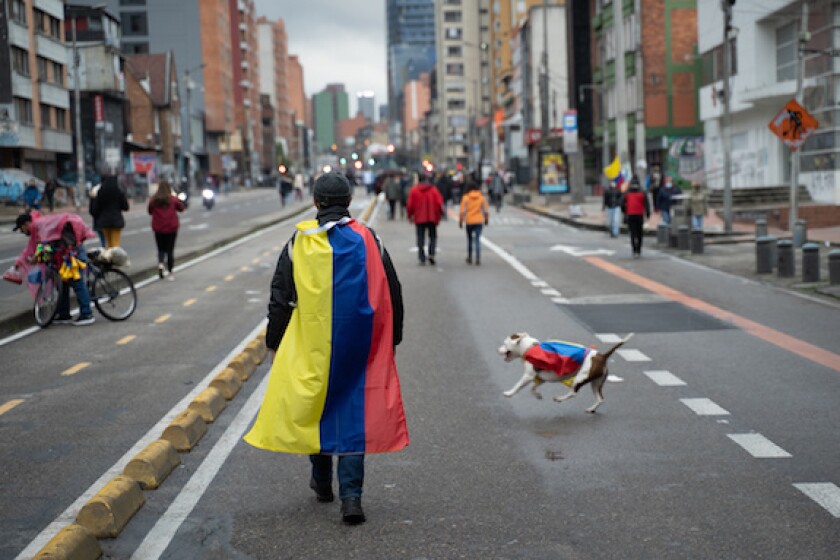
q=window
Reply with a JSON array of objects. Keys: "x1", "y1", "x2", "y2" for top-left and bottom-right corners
[
  {"x1": 120, "y1": 0, "x2": 146, "y2": 4},
  {"x1": 12, "y1": 47, "x2": 29, "y2": 76},
  {"x1": 55, "y1": 107, "x2": 68, "y2": 131},
  {"x1": 446, "y1": 63, "x2": 464, "y2": 76},
  {"x1": 122, "y1": 12, "x2": 148, "y2": 35},
  {"x1": 700, "y1": 37, "x2": 737, "y2": 87},
  {"x1": 776, "y1": 22, "x2": 797, "y2": 81},
  {"x1": 447, "y1": 98, "x2": 466, "y2": 110},
  {"x1": 49, "y1": 15, "x2": 61, "y2": 39},
  {"x1": 14, "y1": 97, "x2": 33, "y2": 125},
  {"x1": 124, "y1": 42, "x2": 149, "y2": 54},
  {"x1": 10, "y1": 0, "x2": 26, "y2": 24},
  {"x1": 445, "y1": 0, "x2": 461, "y2": 4},
  {"x1": 447, "y1": 45, "x2": 462, "y2": 57},
  {"x1": 37, "y1": 57, "x2": 50, "y2": 82},
  {"x1": 40, "y1": 104, "x2": 52, "y2": 128},
  {"x1": 51, "y1": 61, "x2": 64, "y2": 85},
  {"x1": 444, "y1": 11, "x2": 462, "y2": 23},
  {"x1": 446, "y1": 27, "x2": 463, "y2": 40}
]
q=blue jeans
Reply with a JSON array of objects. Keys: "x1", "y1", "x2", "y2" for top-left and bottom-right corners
[
  {"x1": 310, "y1": 454, "x2": 364, "y2": 499},
  {"x1": 58, "y1": 246, "x2": 92, "y2": 318},
  {"x1": 605, "y1": 206, "x2": 621, "y2": 237},
  {"x1": 415, "y1": 223, "x2": 437, "y2": 263},
  {"x1": 466, "y1": 224, "x2": 483, "y2": 260},
  {"x1": 660, "y1": 209, "x2": 672, "y2": 226},
  {"x1": 691, "y1": 215, "x2": 704, "y2": 231}
]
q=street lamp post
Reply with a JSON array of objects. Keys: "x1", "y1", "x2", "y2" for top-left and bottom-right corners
[
  {"x1": 182, "y1": 63, "x2": 206, "y2": 192},
  {"x1": 71, "y1": 17, "x2": 83, "y2": 209}
]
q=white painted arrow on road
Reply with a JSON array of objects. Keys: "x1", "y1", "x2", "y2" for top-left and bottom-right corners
[{"x1": 550, "y1": 244, "x2": 615, "y2": 257}]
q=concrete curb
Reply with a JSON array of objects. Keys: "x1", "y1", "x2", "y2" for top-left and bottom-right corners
[
  {"x1": 245, "y1": 338, "x2": 266, "y2": 365},
  {"x1": 210, "y1": 366, "x2": 243, "y2": 399},
  {"x1": 33, "y1": 524, "x2": 102, "y2": 559},
  {"x1": 226, "y1": 354, "x2": 254, "y2": 381},
  {"x1": 161, "y1": 409, "x2": 207, "y2": 452},
  {"x1": 188, "y1": 386, "x2": 227, "y2": 423},
  {"x1": 75, "y1": 475, "x2": 145, "y2": 538},
  {"x1": 123, "y1": 439, "x2": 181, "y2": 490}
]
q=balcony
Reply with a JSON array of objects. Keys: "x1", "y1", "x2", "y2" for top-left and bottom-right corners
[
  {"x1": 240, "y1": 41, "x2": 249, "y2": 52},
  {"x1": 241, "y1": 60, "x2": 249, "y2": 70}
]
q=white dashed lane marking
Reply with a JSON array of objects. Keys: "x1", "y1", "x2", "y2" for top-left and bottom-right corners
[
  {"x1": 727, "y1": 433, "x2": 792, "y2": 458},
  {"x1": 644, "y1": 370, "x2": 687, "y2": 386},
  {"x1": 616, "y1": 349, "x2": 651, "y2": 362},
  {"x1": 680, "y1": 398, "x2": 730, "y2": 416},
  {"x1": 794, "y1": 483, "x2": 840, "y2": 518}
]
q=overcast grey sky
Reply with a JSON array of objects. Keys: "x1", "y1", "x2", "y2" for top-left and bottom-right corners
[{"x1": 253, "y1": 0, "x2": 389, "y2": 117}]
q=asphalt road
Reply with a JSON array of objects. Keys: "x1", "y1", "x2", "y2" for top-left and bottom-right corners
[{"x1": 2, "y1": 195, "x2": 839, "y2": 559}]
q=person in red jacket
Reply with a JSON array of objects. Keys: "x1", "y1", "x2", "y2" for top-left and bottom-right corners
[
  {"x1": 620, "y1": 176, "x2": 651, "y2": 258},
  {"x1": 406, "y1": 173, "x2": 444, "y2": 265},
  {"x1": 148, "y1": 181, "x2": 185, "y2": 280}
]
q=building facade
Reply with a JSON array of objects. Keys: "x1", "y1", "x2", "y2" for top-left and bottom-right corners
[
  {"x1": 228, "y1": 0, "x2": 262, "y2": 183},
  {"x1": 257, "y1": 16, "x2": 293, "y2": 168},
  {"x1": 313, "y1": 84, "x2": 349, "y2": 153},
  {"x1": 0, "y1": 0, "x2": 72, "y2": 179}
]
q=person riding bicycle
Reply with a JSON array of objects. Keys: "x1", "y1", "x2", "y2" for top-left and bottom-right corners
[{"x1": 13, "y1": 211, "x2": 97, "y2": 325}]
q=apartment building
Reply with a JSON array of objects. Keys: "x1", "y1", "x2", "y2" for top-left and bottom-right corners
[
  {"x1": 0, "y1": 0, "x2": 72, "y2": 179},
  {"x1": 257, "y1": 17, "x2": 293, "y2": 165},
  {"x1": 229, "y1": 0, "x2": 261, "y2": 182}
]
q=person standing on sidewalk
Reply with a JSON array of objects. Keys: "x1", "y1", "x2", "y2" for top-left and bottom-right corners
[
  {"x1": 44, "y1": 177, "x2": 58, "y2": 212},
  {"x1": 688, "y1": 182, "x2": 709, "y2": 231},
  {"x1": 90, "y1": 175, "x2": 129, "y2": 248},
  {"x1": 406, "y1": 173, "x2": 444, "y2": 265},
  {"x1": 245, "y1": 172, "x2": 408, "y2": 526},
  {"x1": 621, "y1": 176, "x2": 650, "y2": 258},
  {"x1": 459, "y1": 180, "x2": 489, "y2": 265},
  {"x1": 147, "y1": 181, "x2": 185, "y2": 280},
  {"x1": 656, "y1": 176, "x2": 679, "y2": 227},
  {"x1": 602, "y1": 180, "x2": 622, "y2": 238}
]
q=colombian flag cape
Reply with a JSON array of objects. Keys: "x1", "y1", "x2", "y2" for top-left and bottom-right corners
[
  {"x1": 245, "y1": 218, "x2": 409, "y2": 455},
  {"x1": 523, "y1": 341, "x2": 592, "y2": 387}
]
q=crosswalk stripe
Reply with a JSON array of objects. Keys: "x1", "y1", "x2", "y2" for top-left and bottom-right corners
[
  {"x1": 617, "y1": 349, "x2": 651, "y2": 362},
  {"x1": 644, "y1": 370, "x2": 686, "y2": 386},
  {"x1": 727, "y1": 433, "x2": 792, "y2": 458},
  {"x1": 794, "y1": 483, "x2": 840, "y2": 517},
  {"x1": 680, "y1": 398, "x2": 730, "y2": 416}
]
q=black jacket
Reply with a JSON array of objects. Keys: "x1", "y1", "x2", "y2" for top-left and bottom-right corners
[
  {"x1": 91, "y1": 180, "x2": 129, "y2": 229},
  {"x1": 266, "y1": 205, "x2": 404, "y2": 351}
]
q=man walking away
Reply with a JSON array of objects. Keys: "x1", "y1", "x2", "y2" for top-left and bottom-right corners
[
  {"x1": 489, "y1": 171, "x2": 506, "y2": 213},
  {"x1": 44, "y1": 177, "x2": 58, "y2": 212},
  {"x1": 621, "y1": 176, "x2": 650, "y2": 258},
  {"x1": 602, "y1": 180, "x2": 622, "y2": 238},
  {"x1": 245, "y1": 173, "x2": 407, "y2": 526},
  {"x1": 406, "y1": 173, "x2": 444, "y2": 265},
  {"x1": 459, "y1": 180, "x2": 489, "y2": 265},
  {"x1": 384, "y1": 173, "x2": 401, "y2": 220}
]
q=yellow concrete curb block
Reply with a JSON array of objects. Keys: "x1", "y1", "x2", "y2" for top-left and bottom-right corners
[
  {"x1": 210, "y1": 367, "x2": 243, "y2": 399},
  {"x1": 161, "y1": 409, "x2": 208, "y2": 452},
  {"x1": 123, "y1": 439, "x2": 181, "y2": 490},
  {"x1": 246, "y1": 338, "x2": 266, "y2": 364},
  {"x1": 75, "y1": 475, "x2": 145, "y2": 538},
  {"x1": 33, "y1": 523, "x2": 102, "y2": 559},
  {"x1": 188, "y1": 386, "x2": 227, "y2": 422},
  {"x1": 227, "y1": 354, "x2": 254, "y2": 381}
]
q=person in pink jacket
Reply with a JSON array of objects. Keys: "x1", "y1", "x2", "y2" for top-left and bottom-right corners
[
  {"x1": 147, "y1": 181, "x2": 185, "y2": 280},
  {"x1": 406, "y1": 174, "x2": 444, "y2": 266}
]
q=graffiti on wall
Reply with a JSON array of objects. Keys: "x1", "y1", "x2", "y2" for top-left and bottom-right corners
[{"x1": 665, "y1": 137, "x2": 705, "y2": 188}]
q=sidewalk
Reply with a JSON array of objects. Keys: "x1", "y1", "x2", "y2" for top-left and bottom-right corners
[{"x1": 521, "y1": 194, "x2": 840, "y2": 302}]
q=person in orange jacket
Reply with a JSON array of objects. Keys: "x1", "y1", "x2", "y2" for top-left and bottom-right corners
[{"x1": 458, "y1": 180, "x2": 489, "y2": 265}]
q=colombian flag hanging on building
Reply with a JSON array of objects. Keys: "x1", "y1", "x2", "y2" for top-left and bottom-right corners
[
  {"x1": 245, "y1": 218, "x2": 409, "y2": 455},
  {"x1": 523, "y1": 341, "x2": 592, "y2": 387}
]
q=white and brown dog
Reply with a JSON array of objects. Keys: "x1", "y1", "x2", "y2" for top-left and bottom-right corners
[{"x1": 498, "y1": 333, "x2": 633, "y2": 413}]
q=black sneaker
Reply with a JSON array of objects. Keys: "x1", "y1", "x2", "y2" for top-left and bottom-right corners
[
  {"x1": 340, "y1": 497, "x2": 366, "y2": 525},
  {"x1": 428, "y1": 256, "x2": 435, "y2": 265},
  {"x1": 53, "y1": 316, "x2": 74, "y2": 325},
  {"x1": 73, "y1": 315, "x2": 95, "y2": 326},
  {"x1": 158, "y1": 263, "x2": 165, "y2": 279},
  {"x1": 309, "y1": 478, "x2": 334, "y2": 503}
]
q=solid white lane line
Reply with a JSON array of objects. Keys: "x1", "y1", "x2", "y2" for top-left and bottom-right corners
[
  {"x1": 481, "y1": 237, "x2": 539, "y2": 282},
  {"x1": 793, "y1": 483, "x2": 840, "y2": 518},
  {"x1": 14, "y1": 321, "x2": 267, "y2": 560},
  {"x1": 131, "y1": 373, "x2": 269, "y2": 560},
  {"x1": 541, "y1": 288, "x2": 561, "y2": 297},
  {"x1": 617, "y1": 349, "x2": 651, "y2": 362},
  {"x1": 680, "y1": 398, "x2": 730, "y2": 416},
  {"x1": 727, "y1": 433, "x2": 792, "y2": 458},
  {"x1": 644, "y1": 370, "x2": 687, "y2": 386}
]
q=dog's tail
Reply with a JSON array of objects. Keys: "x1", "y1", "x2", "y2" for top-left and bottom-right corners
[{"x1": 599, "y1": 333, "x2": 634, "y2": 361}]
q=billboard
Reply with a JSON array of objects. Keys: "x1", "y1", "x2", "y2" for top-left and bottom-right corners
[{"x1": 539, "y1": 152, "x2": 568, "y2": 194}]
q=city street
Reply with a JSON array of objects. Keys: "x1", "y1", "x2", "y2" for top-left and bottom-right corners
[{"x1": 2, "y1": 193, "x2": 839, "y2": 559}]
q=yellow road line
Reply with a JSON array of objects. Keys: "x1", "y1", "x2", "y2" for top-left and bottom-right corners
[
  {"x1": 154, "y1": 314, "x2": 172, "y2": 324},
  {"x1": 0, "y1": 399, "x2": 24, "y2": 416},
  {"x1": 62, "y1": 362, "x2": 91, "y2": 376},
  {"x1": 205, "y1": 285, "x2": 217, "y2": 293},
  {"x1": 116, "y1": 335, "x2": 136, "y2": 346},
  {"x1": 224, "y1": 274, "x2": 235, "y2": 282},
  {"x1": 251, "y1": 257, "x2": 260, "y2": 264},
  {"x1": 272, "y1": 245, "x2": 280, "y2": 251},
  {"x1": 239, "y1": 266, "x2": 250, "y2": 272},
  {"x1": 183, "y1": 298, "x2": 197, "y2": 307}
]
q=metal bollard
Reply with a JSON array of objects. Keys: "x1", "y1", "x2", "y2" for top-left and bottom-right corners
[
  {"x1": 690, "y1": 229, "x2": 704, "y2": 254},
  {"x1": 801, "y1": 243, "x2": 820, "y2": 282},
  {"x1": 755, "y1": 218, "x2": 768, "y2": 238},
  {"x1": 657, "y1": 223, "x2": 669, "y2": 246},
  {"x1": 756, "y1": 236, "x2": 776, "y2": 273},
  {"x1": 777, "y1": 239, "x2": 795, "y2": 277},
  {"x1": 829, "y1": 250, "x2": 840, "y2": 285},
  {"x1": 668, "y1": 223, "x2": 679, "y2": 248},
  {"x1": 792, "y1": 219, "x2": 808, "y2": 248},
  {"x1": 677, "y1": 225, "x2": 690, "y2": 250}
]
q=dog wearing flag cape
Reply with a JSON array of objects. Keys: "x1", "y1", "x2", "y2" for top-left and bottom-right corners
[{"x1": 245, "y1": 173, "x2": 407, "y2": 525}]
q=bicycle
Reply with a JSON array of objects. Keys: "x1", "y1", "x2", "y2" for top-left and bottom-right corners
[{"x1": 32, "y1": 245, "x2": 137, "y2": 327}]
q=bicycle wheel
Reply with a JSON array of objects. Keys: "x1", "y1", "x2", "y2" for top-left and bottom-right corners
[
  {"x1": 92, "y1": 268, "x2": 137, "y2": 321},
  {"x1": 34, "y1": 267, "x2": 61, "y2": 327}
]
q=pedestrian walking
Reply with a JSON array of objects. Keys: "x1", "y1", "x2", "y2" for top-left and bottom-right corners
[
  {"x1": 278, "y1": 174, "x2": 293, "y2": 207},
  {"x1": 245, "y1": 172, "x2": 407, "y2": 526},
  {"x1": 90, "y1": 175, "x2": 129, "y2": 248},
  {"x1": 621, "y1": 176, "x2": 651, "y2": 258},
  {"x1": 489, "y1": 170, "x2": 506, "y2": 213},
  {"x1": 406, "y1": 173, "x2": 444, "y2": 265},
  {"x1": 87, "y1": 184, "x2": 106, "y2": 246},
  {"x1": 688, "y1": 182, "x2": 709, "y2": 231},
  {"x1": 293, "y1": 173, "x2": 305, "y2": 202},
  {"x1": 656, "y1": 176, "x2": 680, "y2": 227},
  {"x1": 22, "y1": 179, "x2": 41, "y2": 211},
  {"x1": 602, "y1": 180, "x2": 622, "y2": 238},
  {"x1": 148, "y1": 181, "x2": 185, "y2": 281},
  {"x1": 384, "y1": 173, "x2": 401, "y2": 220},
  {"x1": 649, "y1": 165, "x2": 663, "y2": 212},
  {"x1": 434, "y1": 171, "x2": 452, "y2": 220},
  {"x1": 459, "y1": 180, "x2": 489, "y2": 265},
  {"x1": 44, "y1": 177, "x2": 58, "y2": 212}
]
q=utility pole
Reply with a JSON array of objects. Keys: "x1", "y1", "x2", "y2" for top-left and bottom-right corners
[
  {"x1": 790, "y1": 1, "x2": 809, "y2": 232},
  {"x1": 633, "y1": 0, "x2": 646, "y2": 188},
  {"x1": 540, "y1": 0, "x2": 549, "y2": 139},
  {"x1": 721, "y1": 0, "x2": 734, "y2": 233},
  {"x1": 71, "y1": 16, "x2": 84, "y2": 209},
  {"x1": 613, "y1": 0, "x2": 629, "y2": 166}
]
